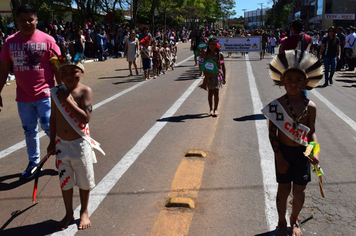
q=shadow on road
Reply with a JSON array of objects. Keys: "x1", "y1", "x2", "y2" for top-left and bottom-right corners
[
  {"x1": 234, "y1": 114, "x2": 266, "y2": 122},
  {"x1": 0, "y1": 169, "x2": 57, "y2": 191},
  {"x1": 175, "y1": 67, "x2": 201, "y2": 81},
  {"x1": 157, "y1": 113, "x2": 211, "y2": 122},
  {"x1": 0, "y1": 219, "x2": 77, "y2": 236},
  {"x1": 254, "y1": 230, "x2": 278, "y2": 236}
]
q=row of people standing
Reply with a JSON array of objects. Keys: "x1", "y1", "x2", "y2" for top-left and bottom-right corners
[{"x1": 124, "y1": 29, "x2": 177, "y2": 80}]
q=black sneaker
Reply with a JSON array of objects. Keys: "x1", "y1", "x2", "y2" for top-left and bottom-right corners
[{"x1": 21, "y1": 161, "x2": 38, "y2": 179}]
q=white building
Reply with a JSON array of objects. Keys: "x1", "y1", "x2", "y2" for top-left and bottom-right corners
[{"x1": 244, "y1": 8, "x2": 269, "y2": 29}]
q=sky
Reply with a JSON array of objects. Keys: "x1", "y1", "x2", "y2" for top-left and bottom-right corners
[{"x1": 233, "y1": 0, "x2": 272, "y2": 18}]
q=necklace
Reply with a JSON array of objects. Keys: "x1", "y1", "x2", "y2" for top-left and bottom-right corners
[{"x1": 284, "y1": 94, "x2": 309, "y2": 131}]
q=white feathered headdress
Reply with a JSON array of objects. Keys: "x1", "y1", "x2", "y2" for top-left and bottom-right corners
[{"x1": 269, "y1": 47, "x2": 323, "y2": 90}]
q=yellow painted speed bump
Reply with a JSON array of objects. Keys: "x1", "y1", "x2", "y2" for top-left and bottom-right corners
[
  {"x1": 185, "y1": 150, "x2": 206, "y2": 158},
  {"x1": 165, "y1": 197, "x2": 195, "y2": 209}
]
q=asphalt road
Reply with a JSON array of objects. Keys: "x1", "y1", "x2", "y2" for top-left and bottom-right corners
[{"x1": 0, "y1": 42, "x2": 355, "y2": 236}]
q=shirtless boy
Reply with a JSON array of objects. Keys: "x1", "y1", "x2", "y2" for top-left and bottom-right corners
[
  {"x1": 262, "y1": 49, "x2": 323, "y2": 236},
  {"x1": 47, "y1": 55, "x2": 96, "y2": 231}
]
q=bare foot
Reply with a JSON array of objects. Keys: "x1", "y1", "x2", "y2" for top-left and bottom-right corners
[
  {"x1": 291, "y1": 222, "x2": 303, "y2": 236},
  {"x1": 78, "y1": 211, "x2": 91, "y2": 230},
  {"x1": 56, "y1": 214, "x2": 74, "y2": 230}
]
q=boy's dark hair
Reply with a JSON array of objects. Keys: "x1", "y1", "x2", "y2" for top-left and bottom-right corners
[
  {"x1": 291, "y1": 19, "x2": 303, "y2": 32},
  {"x1": 16, "y1": 4, "x2": 37, "y2": 17}
]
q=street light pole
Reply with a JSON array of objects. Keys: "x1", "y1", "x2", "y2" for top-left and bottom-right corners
[
  {"x1": 242, "y1": 9, "x2": 247, "y2": 28},
  {"x1": 258, "y1": 3, "x2": 263, "y2": 29}
]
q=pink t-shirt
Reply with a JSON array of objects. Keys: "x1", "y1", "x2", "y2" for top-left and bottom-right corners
[{"x1": 0, "y1": 30, "x2": 60, "y2": 102}]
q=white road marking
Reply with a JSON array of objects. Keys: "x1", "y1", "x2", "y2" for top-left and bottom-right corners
[
  {"x1": 311, "y1": 89, "x2": 356, "y2": 132},
  {"x1": 51, "y1": 72, "x2": 201, "y2": 235},
  {"x1": 246, "y1": 54, "x2": 278, "y2": 230},
  {"x1": 0, "y1": 56, "x2": 194, "y2": 160}
]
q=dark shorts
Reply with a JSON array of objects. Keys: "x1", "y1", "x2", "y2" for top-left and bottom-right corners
[
  {"x1": 275, "y1": 142, "x2": 311, "y2": 186},
  {"x1": 142, "y1": 58, "x2": 152, "y2": 71}
]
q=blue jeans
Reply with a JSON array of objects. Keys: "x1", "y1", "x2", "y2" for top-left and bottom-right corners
[
  {"x1": 98, "y1": 44, "x2": 104, "y2": 61},
  {"x1": 17, "y1": 97, "x2": 51, "y2": 163},
  {"x1": 323, "y1": 56, "x2": 337, "y2": 84}
]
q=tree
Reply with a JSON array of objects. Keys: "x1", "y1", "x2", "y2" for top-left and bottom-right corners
[{"x1": 265, "y1": 0, "x2": 293, "y2": 28}]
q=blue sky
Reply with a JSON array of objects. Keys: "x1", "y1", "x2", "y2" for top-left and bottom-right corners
[{"x1": 233, "y1": 0, "x2": 271, "y2": 18}]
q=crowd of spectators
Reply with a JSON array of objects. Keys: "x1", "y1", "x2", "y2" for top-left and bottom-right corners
[{"x1": 0, "y1": 14, "x2": 192, "y2": 61}]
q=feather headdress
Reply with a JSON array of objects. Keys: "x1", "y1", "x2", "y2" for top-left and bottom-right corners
[
  {"x1": 50, "y1": 49, "x2": 85, "y2": 72},
  {"x1": 269, "y1": 47, "x2": 323, "y2": 90}
]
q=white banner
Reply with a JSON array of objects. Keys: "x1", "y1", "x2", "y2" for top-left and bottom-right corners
[{"x1": 217, "y1": 36, "x2": 262, "y2": 52}]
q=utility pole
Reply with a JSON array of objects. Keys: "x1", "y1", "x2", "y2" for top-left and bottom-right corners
[
  {"x1": 242, "y1": 9, "x2": 247, "y2": 28},
  {"x1": 272, "y1": 0, "x2": 276, "y2": 28},
  {"x1": 258, "y1": 3, "x2": 263, "y2": 29}
]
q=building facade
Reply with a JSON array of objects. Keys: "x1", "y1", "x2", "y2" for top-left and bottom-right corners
[
  {"x1": 244, "y1": 8, "x2": 269, "y2": 29},
  {"x1": 296, "y1": 0, "x2": 356, "y2": 30}
]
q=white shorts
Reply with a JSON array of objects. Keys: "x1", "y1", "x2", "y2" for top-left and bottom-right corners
[{"x1": 56, "y1": 136, "x2": 95, "y2": 191}]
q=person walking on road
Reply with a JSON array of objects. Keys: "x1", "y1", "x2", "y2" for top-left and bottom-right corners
[
  {"x1": 191, "y1": 29, "x2": 202, "y2": 66},
  {"x1": 319, "y1": 26, "x2": 341, "y2": 86},
  {"x1": 124, "y1": 29, "x2": 139, "y2": 76},
  {"x1": 201, "y1": 38, "x2": 226, "y2": 117},
  {"x1": 48, "y1": 55, "x2": 103, "y2": 231},
  {"x1": 279, "y1": 19, "x2": 313, "y2": 98},
  {"x1": 0, "y1": 4, "x2": 61, "y2": 179},
  {"x1": 263, "y1": 49, "x2": 323, "y2": 236},
  {"x1": 279, "y1": 20, "x2": 313, "y2": 53}
]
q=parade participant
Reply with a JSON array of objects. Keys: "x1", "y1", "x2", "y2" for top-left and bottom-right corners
[
  {"x1": 138, "y1": 27, "x2": 152, "y2": 45},
  {"x1": 0, "y1": 4, "x2": 61, "y2": 178},
  {"x1": 171, "y1": 41, "x2": 177, "y2": 66},
  {"x1": 197, "y1": 38, "x2": 208, "y2": 77},
  {"x1": 262, "y1": 49, "x2": 323, "y2": 236},
  {"x1": 163, "y1": 41, "x2": 173, "y2": 71},
  {"x1": 151, "y1": 40, "x2": 161, "y2": 79},
  {"x1": 200, "y1": 38, "x2": 226, "y2": 116},
  {"x1": 159, "y1": 41, "x2": 166, "y2": 74},
  {"x1": 124, "y1": 29, "x2": 139, "y2": 76},
  {"x1": 191, "y1": 29, "x2": 202, "y2": 66},
  {"x1": 279, "y1": 19, "x2": 313, "y2": 53},
  {"x1": 261, "y1": 32, "x2": 268, "y2": 59},
  {"x1": 280, "y1": 20, "x2": 313, "y2": 98},
  {"x1": 318, "y1": 26, "x2": 341, "y2": 86},
  {"x1": 48, "y1": 52, "x2": 104, "y2": 230},
  {"x1": 140, "y1": 36, "x2": 152, "y2": 80}
]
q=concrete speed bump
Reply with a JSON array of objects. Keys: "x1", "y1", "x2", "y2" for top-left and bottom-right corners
[
  {"x1": 165, "y1": 197, "x2": 195, "y2": 209},
  {"x1": 185, "y1": 150, "x2": 206, "y2": 158}
]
